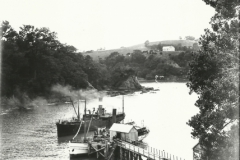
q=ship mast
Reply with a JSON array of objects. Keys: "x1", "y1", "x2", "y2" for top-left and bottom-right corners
[
  {"x1": 77, "y1": 100, "x2": 80, "y2": 120},
  {"x1": 122, "y1": 95, "x2": 124, "y2": 123},
  {"x1": 84, "y1": 98, "x2": 87, "y2": 115}
]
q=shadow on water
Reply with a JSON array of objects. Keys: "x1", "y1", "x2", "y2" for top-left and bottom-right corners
[{"x1": 70, "y1": 154, "x2": 105, "y2": 160}]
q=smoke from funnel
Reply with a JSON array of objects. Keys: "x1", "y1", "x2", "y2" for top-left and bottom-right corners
[
  {"x1": 51, "y1": 84, "x2": 106, "y2": 101},
  {"x1": 5, "y1": 92, "x2": 47, "y2": 110}
]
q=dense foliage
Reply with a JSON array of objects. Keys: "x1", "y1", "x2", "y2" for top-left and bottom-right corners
[
  {"x1": 1, "y1": 21, "x2": 195, "y2": 99},
  {"x1": 103, "y1": 49, "x2": 193, "y2": 82},
  {"x1": 1, "y1": 21, "x2": 108, "y2": 98},
  {"x1": 187, "y1": 0, "x2": 239, "y2": 159}
]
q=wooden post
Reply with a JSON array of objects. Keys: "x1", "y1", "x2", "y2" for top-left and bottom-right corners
[
  {"x1": 84, "y1": 121, "x2": 87, "y2": 141},
  {"x1": 120, "y1": 147, "x2": 122, "y2": 160},
  {"x1": 77, "y1": 100, "x2": 80, "y2": 120},
  {"x1": 159, "y1": 150, "x2": 160, "y2": 160},
  {"x1": 104, "y1": 140, "x2": 108, "y2": 159},
  {"x1": 153, "y1": 148, "x2": 155, "y2": 159},
  {"x1": 96, "y1": 145, "x2": 99, "y2": 159},
  {"x1": 88, "y1": 143, "x2": 90, "y2": 155},
  {"x1": 148, "y1": 146, "x2": 150, "y2": 158},
  {"x1": 84, "y1": 99, "x2": 87, "y2": 115}
]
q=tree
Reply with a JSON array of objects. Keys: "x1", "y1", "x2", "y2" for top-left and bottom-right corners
[
  {"x1": 144, "y1": 40, "x2": 149, "y2": 47},
  {"x1": 185, "y1": 36, "x2": 195, "y2": 40},
  {"x1": 131, "y1": 52, "x2": 146, "y2": 64},
  {"x1": 104, "y1": 52, "x2": 125, "y2": 68},
  {"x1": 110, "y1": 63, "x2": 135, "y2": 87},
  {"x1": 187, "y1": 1, "x2": 239, "y2": 159},
  {"x1": 1, "y1": 21, "x2": 28, "y2": 96},
  {"x1": 1, "y1": 21, "x2": 98, "y2": 97}
]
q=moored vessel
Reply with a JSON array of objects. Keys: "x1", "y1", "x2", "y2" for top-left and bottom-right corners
[{"x1": 56, "y1": 98, "x2": 125, "y2": 137}]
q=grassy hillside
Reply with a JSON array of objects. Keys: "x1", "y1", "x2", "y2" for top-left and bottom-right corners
[
  {"x1": 83, "y1": 40, "x2": 196, "y2": 61},
  {"x1": 84, "y1": 48, "x2": 141, "y2": 61},
  {"x1": 149, "y1": 40, "x2": 196, "y2": 47}
]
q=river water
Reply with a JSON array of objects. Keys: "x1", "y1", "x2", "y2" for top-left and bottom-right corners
[{"x1": 0, "y1": 82, "x2": 199, "y2": 160}]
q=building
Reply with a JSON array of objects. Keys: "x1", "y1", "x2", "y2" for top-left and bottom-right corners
[
  {"x1": 193, "y1": 143, "x2": 205, "y2": 160},
  {"x1": 109, "y1": 123, "x2": 138, "y2": 143},
  {"x1": 162, "y1": 46, "x2": 175, "y2": 51}
]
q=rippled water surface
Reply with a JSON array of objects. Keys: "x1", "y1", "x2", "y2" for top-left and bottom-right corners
[{"x1": 0, "y1": 83, "x2": 198, "y2": 160}]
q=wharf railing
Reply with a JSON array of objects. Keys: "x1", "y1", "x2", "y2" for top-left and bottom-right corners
[{"x1": 115, "y1": 140, "x2": 185, "y2": 160}]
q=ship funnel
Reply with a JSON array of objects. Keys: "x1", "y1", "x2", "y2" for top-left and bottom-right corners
[
  {"x1": 98, "y1": 97, "x2": 103, "y2": 116},
  {"x1": 112, "y1": 108, "x2": 116, "y2": 125}
]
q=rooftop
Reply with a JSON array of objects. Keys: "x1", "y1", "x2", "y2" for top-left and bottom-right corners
[{"x1": 109, "y1": 123, "x2": 135, "y2": 133}]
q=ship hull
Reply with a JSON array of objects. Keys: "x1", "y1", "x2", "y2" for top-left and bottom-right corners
[{"x1": 56, "y1": 113, "x2": 125, "y2": 137}]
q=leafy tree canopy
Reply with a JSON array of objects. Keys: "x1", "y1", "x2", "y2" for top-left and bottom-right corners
[
  {"x1": 187, "y1": 1, "x2": 239, "y2": 159},
  {"x1": 185, "y1": 36, "x2": 195, "y2": 40},
  {"x1": 1, "y1": 21, "x2": 108, "y2": 97}
]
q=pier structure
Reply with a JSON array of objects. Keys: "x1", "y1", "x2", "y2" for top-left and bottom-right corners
[
  {"x1": 71, "y1": 122, "x2": 185, "y2": 160},
  {"x1": 86, "y1": 139, "x2": 185, "y2": 160},
  {"x1": 115, "y1": 139, "x2": 184, "y2": 160}
]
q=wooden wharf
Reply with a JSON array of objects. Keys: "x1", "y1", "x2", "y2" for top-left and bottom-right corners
[
  {"x1": 116, "y1": 140, "x2": 169, "y2": 160},
  {"x1": 85, "y1": 139, "x2": 185, "y2": 160},
  {"x1": 74, "y1": 139, "x2": 185, "y2": 160}
]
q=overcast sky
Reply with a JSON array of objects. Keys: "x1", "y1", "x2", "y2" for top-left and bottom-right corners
[{"x1": 1, "y1": 0, "x2": 215, "y2": 51}]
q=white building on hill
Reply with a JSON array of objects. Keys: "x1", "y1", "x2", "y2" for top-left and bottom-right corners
[{"x1": 162, "y1": 46, "x2": 175, "y2": 51}]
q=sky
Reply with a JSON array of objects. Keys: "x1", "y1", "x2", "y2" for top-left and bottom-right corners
[{"x1": 1, "y1": 0, "x2": 215, "y2": 51}]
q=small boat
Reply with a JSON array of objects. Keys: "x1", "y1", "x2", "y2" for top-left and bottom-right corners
[
  {"x1": 125, "y1": 121, "x2": 150, "y2": 141},
  {"x1": 69, "y1": 142, "x2": 88, "y2": 155},
  {"x1": 69, "y1": 121, "x2": 108, "y2": 158}
]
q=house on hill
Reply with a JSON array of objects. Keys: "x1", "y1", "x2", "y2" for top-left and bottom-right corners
[{"x1": 162, "y1": 46, "x2": 175, "y2": 51}]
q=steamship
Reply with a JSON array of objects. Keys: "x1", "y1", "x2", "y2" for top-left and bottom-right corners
[{"x1": 56, "y1": 99, "x2": 125, "y2": 137}]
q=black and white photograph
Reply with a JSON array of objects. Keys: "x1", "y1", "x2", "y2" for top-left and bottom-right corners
[{"x1": 0, "y1": 0, "x2": 239, "y2": 160}]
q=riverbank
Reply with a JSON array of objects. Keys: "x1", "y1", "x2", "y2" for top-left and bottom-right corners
[
  {"x1": 138, "y1": 79, "x2": 188, "y2": 83},
  {"x1": 106, "y1": 86, "x2": 158, "y2": 97}
]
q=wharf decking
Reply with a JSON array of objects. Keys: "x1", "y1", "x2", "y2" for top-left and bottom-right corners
[
  {"x1": 115, "y1": 140, "x2": 184, "y2": 160},
  {"x1": 75, "y1": 139, "x2": 185, "y2": 160}
]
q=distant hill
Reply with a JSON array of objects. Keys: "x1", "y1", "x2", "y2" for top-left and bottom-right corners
[
  {"x1": 149, "y1": 40, "x2": 196, "y2": 47},
  {"x1": 83, "y1": 40, "x2": 197, "y2": 61}
]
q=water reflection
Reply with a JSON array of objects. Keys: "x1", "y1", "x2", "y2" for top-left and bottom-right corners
[{"x1": 1, "y1": 83, "x2": 198, "y2": 160}]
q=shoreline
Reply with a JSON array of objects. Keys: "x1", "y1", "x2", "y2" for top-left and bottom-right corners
[
  {"x1": 1, "y1": 81, "x2": 188, "y2": 106},
  {"x1": 138, "y1": 79, "x2": 189, "y2": 83}
]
